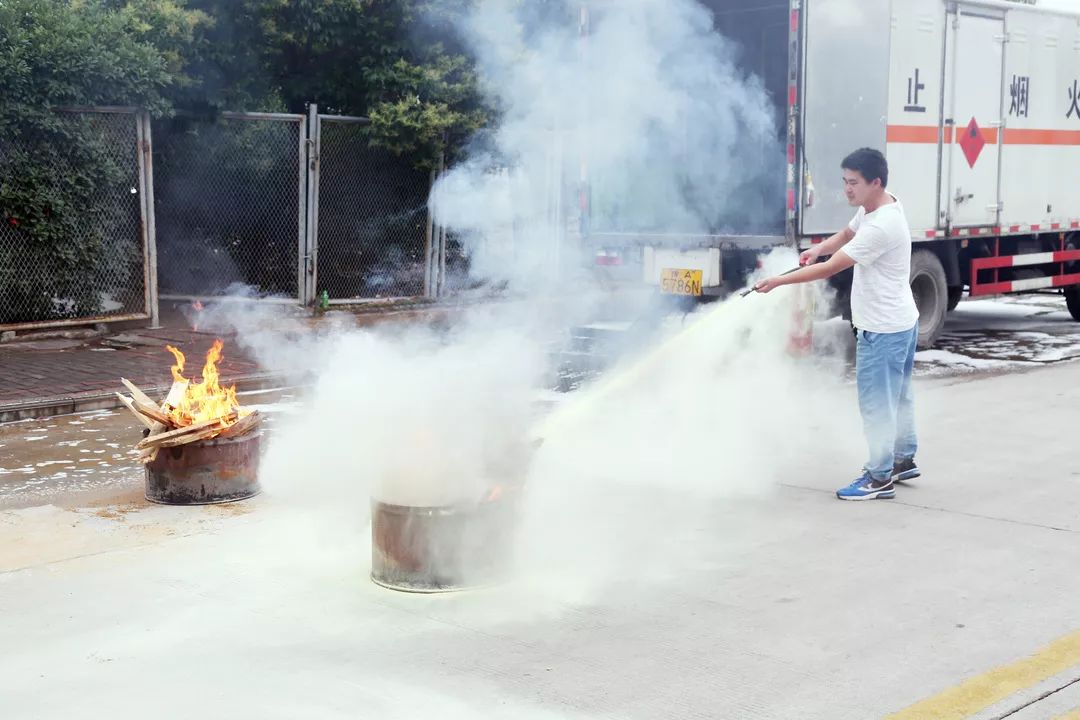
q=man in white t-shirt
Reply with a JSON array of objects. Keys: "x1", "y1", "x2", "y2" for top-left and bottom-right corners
[{"x1": 754, "y1": 148, "x2": 921, "y2": 500}]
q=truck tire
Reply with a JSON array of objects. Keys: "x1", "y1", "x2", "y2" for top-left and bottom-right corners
[
  {"x1": 910, "y1": 249, "x2": 948, "y2": 348},
  {"x1": 1066, "y1": 238, "x2": 1080, "y2": 322},
  {"x1": 1067, "y1": 286, "x2": 1080, "y2": 322}
]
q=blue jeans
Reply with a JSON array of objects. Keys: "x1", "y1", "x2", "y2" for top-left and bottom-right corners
[{"x1": 856, "y1": 325, "x2": 919, "y2": 481}]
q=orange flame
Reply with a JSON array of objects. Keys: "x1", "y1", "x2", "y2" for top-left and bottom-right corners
[{"x1": 164, "y1": 339, "x2": 244, "y2": 426}]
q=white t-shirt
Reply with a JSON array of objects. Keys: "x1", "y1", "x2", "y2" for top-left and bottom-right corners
[{"x1": 842, "y1": 195, "x2": 920, "y2": 334}]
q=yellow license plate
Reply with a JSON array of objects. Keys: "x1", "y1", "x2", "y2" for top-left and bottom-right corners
[{"x1": 660, "y1": 268, "x2": 703, "y2": 296}]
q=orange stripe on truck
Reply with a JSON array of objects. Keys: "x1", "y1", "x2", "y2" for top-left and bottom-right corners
[
  {"x1": 887, "y1": 125, "x2": 1080, "y2": 145},
  {"x1": 1002, "y1": 129, "x2": 1080, "y2": 145},
  {"x1": 886, "y1": 125, "x2": 948, "y2": 143}
]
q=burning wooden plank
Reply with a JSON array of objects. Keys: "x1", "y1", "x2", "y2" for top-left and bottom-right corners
[
  {"x1": 115, "y1": 393, "x2": 157, "y2": 430},
  {"x1": 150, "y1": 422, "x2": 233, "y2": 449},
  {"x1": 119, "y1": 393, "x2": 172, "y2": 427},
  {"x1": 216, "y1": 410, "x2": 262, "y2": 439},
  {"x1": 137, "y1": 412, "x2": 239, "y2": 450},
  {"x1": 120, "y1": 378, "x2": 161, "y2": 413},
  {"x1": 117, "y1": 378, "x2": 182, "y2": 465},
  {"x1": 162, "y1": 379, "x2": 190, "y2": 413}
]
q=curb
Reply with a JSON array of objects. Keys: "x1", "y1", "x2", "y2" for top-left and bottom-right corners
[{"x1": 0, "y1": 373, "x2": 286, "y2": 424}]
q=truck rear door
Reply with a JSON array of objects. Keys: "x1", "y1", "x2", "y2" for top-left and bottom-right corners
[
  {"x1": 942, "y1": 7, "x2": 1005, "y2": 228},
  {"x1": 798, "y1": 0, "x2": 891, "y2": 236}
]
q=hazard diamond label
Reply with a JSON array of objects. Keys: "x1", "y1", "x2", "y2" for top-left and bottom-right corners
[{"x1": 959, "y1": 117, "x2": 986, "y2": 168}]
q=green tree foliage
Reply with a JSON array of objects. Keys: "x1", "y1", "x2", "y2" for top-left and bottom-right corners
[
  {"x1": 227, "y1": 0, "x2": 489, "y2": 166},
  {"x1": 4, "y1": 0, "x2": 492, "y2": 163},
  {"x1": 144, "y1": 0, "x2": 280, "y2": 111},
  {"x1": 0, "y1": 1, "x2": 175, "y2": 125},
  {"x1": 0, "y1": 0, "x2": 177, "y2": 322}
]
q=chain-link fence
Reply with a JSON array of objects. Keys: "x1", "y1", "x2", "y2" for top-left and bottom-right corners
[
  {"x1": 315, "y1": 116, "x2": 432, "y2": 302},
  {"x1": 152, "y1": 113, "x2": 305, "y2": 301},
  {"x1": 1, "y1": 108, "x2": 150, "y2": 329},
  {"x1": 3, "y1": 106, "x2": 450, "y2": 329}
]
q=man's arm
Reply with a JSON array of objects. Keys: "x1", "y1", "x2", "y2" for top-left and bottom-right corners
[
  {"x1": 754, "y1": 250, "x2": 856, "y2": 293},
  {"x1": 803, "y1": 226, "x2": 855, "y2": 263}
]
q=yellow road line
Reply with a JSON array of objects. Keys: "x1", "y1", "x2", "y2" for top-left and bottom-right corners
[
  {"x1": 887, "y1": 628, "x2": 1080, "y2": 720},
  {"x1": 1054, "y1": 708, "x2": 1080, "y2": 720}
]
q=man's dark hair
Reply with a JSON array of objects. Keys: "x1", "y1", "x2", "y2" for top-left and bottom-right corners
[{"x1": 841, "y1": 147, "x2": 889, "y2": 188}]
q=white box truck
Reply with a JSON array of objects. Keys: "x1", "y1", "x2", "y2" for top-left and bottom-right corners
[{"x1": 584, "y1": 0, "x2": 1080, "y2": 347}]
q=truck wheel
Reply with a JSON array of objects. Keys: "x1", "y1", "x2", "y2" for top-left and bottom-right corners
[
  {"x1": 1066, "y1": 286, "x2": 1080, "y2": 322},
  {"x1": 910, "y1": 249, "x2": 948, "y2": 348},
  {"x1": 1066, "y1": 238, "x2": 1080, "y2": 322},
  {"x1": 947, "y1": 287, "x2": 963, "y2": 312}
]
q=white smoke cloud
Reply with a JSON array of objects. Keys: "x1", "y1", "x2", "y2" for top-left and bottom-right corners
[
  {"x1": 262, "y1": 310, "x2": 545, "y2": 508},
  {"x1": 239, "y1": 1, "x2": 852, "y2": 614},
  {"x1": 506, "y1": 249, "x2": 855, "y2": 607}
]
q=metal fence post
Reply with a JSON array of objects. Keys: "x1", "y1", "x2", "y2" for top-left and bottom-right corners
[
  {"x1": 137, "y1": 111, "x2": 160, "y2": 327},
  {"x1": 434, "y1": 150, "x2": 447, "y2": 298},
  {"x1": 298, "y1": 105, "x2": 311, "y2": 302},
  {"x1": 437, "y1": 227, "x2": 447, "y2": 299},
  {"x1": 298, "y1": 108, "x2": 309, "y2": 305},
  {"x1": 424, "y1": 167, "x2": 436, "y2": 298},
  {"x1": 436, "y1": 227, "x2": 444, "y2": 302},
  {"x1": 304, "y1": 103, "x2": 321, "y2": 306}
]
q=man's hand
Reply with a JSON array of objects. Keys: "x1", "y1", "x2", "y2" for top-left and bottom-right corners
[
  {"x1": 753, "y1": 276, "x2": 783, "y2": 294},
  {"x1": 750, "y1": 250, "x2": 856, "y2": 295},
  {"x1": 799, "y1": 245, "x2": 823, "y2": 266}
]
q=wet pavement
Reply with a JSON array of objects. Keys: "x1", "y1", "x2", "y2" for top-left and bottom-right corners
[
  {"x1": 0, "y1": 409, "x2": 143, "y2": 509},
  {"x1": 918, "y1": 294, "x2": 1080, "y2": 374}
]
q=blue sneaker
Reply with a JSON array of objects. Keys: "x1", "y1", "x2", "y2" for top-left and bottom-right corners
[{"x1": 836, "y1": 473, "x2": 895, "y2": 501}]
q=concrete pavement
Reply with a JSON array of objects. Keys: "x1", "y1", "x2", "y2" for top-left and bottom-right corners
[{"x1": 1, "y1": 359, "x2": 1079, "y2": 718}]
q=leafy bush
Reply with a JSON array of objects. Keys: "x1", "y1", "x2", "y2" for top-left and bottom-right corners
[{"x1": 0, "y1": 0, "x2": 173, "y2": 323}]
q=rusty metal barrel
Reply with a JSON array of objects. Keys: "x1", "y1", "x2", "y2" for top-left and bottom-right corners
[
  {"x1": 371, "y1": 493, "x2": 518, "y2": 593},
  {"x1": 145, "y1": 431, "x2": 261, "y2": 505}
]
